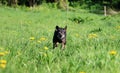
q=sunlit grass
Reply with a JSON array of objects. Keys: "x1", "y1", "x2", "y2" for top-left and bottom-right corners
[{"x1": 0, "y1": 6, "x2": 120, "y2": 73}]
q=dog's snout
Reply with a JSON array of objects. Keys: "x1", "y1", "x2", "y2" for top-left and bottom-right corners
[{"x1": 59, "y1": 31, "x2": 64, "y2": 35}]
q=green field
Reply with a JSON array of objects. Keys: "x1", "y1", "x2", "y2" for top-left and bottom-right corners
[{"x1": 0, "y1": 6, "x2": 120, "y2": 73}]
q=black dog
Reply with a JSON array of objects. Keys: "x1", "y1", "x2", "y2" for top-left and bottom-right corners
[{"x1": 53, "y1": 25, "x2": 67, "y2": 49}]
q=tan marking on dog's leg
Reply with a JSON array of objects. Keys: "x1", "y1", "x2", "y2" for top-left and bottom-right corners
[{"x1": 61, "y1": 43, "x2": 65, "y2": 50}]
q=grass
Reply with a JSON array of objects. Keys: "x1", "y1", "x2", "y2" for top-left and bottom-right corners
[{"x1": 0, "y1": 5, "x2": 120, "y2": 73}]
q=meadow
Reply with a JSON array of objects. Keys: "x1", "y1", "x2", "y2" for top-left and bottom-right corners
[{"x1": 0, "y1": 5, "x2": 120, "y2": 73}]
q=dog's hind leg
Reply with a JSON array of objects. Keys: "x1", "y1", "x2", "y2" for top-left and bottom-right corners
[{"x1": 53, "y1": 43, "x2": 56, "y2": 49}]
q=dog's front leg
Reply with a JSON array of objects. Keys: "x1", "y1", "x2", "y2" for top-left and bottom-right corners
[
  {"x1": 61, "y1": 43, "x2": 65, "y2": 49},
  {"x1": 53, "y1": 42, "x2": 58, "y2": 49}
]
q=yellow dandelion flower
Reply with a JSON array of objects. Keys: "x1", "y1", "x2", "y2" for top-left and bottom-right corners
[
  {"x1": 43, "y1": 53, "x2": 47, "y2": 57},
  {"x1": 0, "y1": 63, "x2": 6, "y2": 69},
  {"x1": 44, "y1": 47, "x2": 48, "y2": 50},
  {"x1": 0, "y1": 52, "x2": 5, "y2": 56},
  {"x1": 88, "y1": 33, "x2": 98, "y2": 39},
  {"x1": 37, "y1": 40, "x2": 41, "y2": 43},
  {"x1": 110, "y1": 36, "x2": 115, "y2": 40},
  {"x1": 17, "y1": 51, "x2": 21, "y2": 55},
  {"x1": 48, "y1": 30, "x2": 52, "y2": 32},
  {"x1": 79, "y1": 71, "x2": 85, "y2": 73},
  {"x1": 75, "y1": 33, "x2": 79, "y2": 37},
  {"x1": 0, "y1": 60, "x2": 7, "y2": 64},
  {"x1": 40, "y1": 37, "x2": 46, "y2": 41},
  {"x1": 30, "y1": 37, "x2": 35, "y2": 40},
  {"x1": 0, "y1": 47, "x2": 4, "y2": 50},
  {"x1": 116, "y1": 26, "x2": 120, "y2": 29},
  {"x1": 4, "y1": 51, "x2": 10, "y2": 54},
  {"x1": 109, "y1": 50, "x2": 117, "y2": 55}
]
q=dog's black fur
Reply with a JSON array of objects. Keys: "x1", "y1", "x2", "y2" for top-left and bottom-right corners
[{"x1": 53, "y1": 25, "x2": 67, "y2": 49}]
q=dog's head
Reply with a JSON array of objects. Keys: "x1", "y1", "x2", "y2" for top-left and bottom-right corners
[{"x1": 55, "y1": 25, "x2": 67, "y2": 40}]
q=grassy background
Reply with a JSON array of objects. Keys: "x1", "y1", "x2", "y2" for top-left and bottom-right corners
[{"x1": 0, "y1": 6, "x2": 120, "y2": 73}]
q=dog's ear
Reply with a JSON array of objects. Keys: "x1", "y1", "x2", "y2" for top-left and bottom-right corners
[
  {"x1": 56, "y1": 26, "x2": 59, "y2": 30},
  {"x1": 64, "y1": 26, "x2": 67, "y2": 30}
]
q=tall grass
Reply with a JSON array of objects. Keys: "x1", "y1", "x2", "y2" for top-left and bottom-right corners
[{"x1": 0, "y1": 6, "x2": 120, "y2": 73}]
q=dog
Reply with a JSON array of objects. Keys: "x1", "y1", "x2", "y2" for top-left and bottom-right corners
[{"x1": 53, "y1": 25, "x2": 67, "y2": 49}]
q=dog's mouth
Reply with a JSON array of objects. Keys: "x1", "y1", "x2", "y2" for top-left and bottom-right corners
[
  {"x1": 57, "y1": 35, "x2": 65, "y2": 40},
  {"x1": 61, "y1": 35, "x2": 65, "y2": 39}
]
